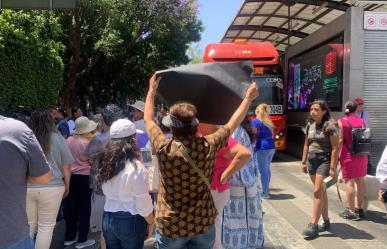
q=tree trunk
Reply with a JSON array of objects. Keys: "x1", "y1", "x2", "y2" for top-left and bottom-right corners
[{"x1": 61, "y1": 8, "x2": 82, "y2": 114}]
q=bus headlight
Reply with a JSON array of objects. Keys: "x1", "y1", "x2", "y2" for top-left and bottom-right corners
[{"x1": 275, "y1": 129, "x2": 286, "y2": 140}]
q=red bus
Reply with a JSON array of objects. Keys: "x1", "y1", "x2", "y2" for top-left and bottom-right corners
[{"x1": 203, "y1": 40, "x2": 286, "y2": 150}]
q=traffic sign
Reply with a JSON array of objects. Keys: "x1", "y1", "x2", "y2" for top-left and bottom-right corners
[
  {"x1": 364, "y1": 11, "x2": 387, "y2": 30},
  {"x1": 0, "y1": 0, "x2": 76, "y2": 9},
  {"x1": 367, "y1": 16, "x2": 375, "y2": 26}
]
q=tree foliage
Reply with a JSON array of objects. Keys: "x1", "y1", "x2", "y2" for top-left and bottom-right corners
[
  {"x1": 0, "y1": 10, "x2": 64, "y2": 112},
  {"x1": 58, "y1": 0, "x2": 203, "y2": 109},
  {"x1": 187, "y1": 43, "x2": 203, "y2": 64},
  {"x1": 0, "y1": 0, "x2": 202, "y2": 112}
]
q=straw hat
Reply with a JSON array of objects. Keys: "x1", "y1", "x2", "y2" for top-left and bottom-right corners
[{"x1": 74, "y1": 116, "x2": 98, "y2": 135}]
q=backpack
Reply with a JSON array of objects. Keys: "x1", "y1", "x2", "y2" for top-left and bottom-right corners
[{"x1": 343, "y1": 117, "x2": 371, "y2": 155}]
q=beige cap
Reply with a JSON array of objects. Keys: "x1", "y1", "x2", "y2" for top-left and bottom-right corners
[
  {"x1": 130, "y1": 101, "x2": 145, "y2": 113},
  {"x1": 74, "y1": 116, "x2": 98, "y2": 135}
]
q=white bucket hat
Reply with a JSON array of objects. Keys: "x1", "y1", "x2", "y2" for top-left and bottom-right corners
[
  {"x1": 74, "y1": 116, "x2": 98, "y2": 135},
  {"x1": 110, "y1": 119, "x2": 142, "y2": 139}
]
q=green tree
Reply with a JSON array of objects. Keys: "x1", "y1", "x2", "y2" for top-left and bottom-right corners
[
  {"x1": 187, "y1": 43, "x2": 203, "y2": 64},
  {"x1": 58, "y1": 0, "x2": 203, "y2": 110},
  {"x1": 0, "y1": 10, "x2": 64, "y2": 112}
]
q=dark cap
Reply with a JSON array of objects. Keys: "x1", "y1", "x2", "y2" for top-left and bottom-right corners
[{"x1": 102, "y1": 104, "x2": 124, "y2": 126}]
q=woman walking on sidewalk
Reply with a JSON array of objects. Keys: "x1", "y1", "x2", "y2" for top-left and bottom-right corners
[
  {"x1": 338, "y1": 101, "x2": 368, "y2": 220},
  {"x1": 301, "y1": 100, "x2": 339, "y2": 239}
]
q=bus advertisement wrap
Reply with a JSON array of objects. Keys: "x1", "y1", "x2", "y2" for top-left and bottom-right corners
[
  {"x1": 203, "y1": 41, "x2": 287, "y2": 150},
  {"x1": 287, "y1": 35, "x2": 344, "y2": 111}
]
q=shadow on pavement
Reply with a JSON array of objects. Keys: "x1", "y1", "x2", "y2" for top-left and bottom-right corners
[
  {"x1": 273, "y1": 151, "x2": 300, "y2": 163},
  {"x1": 50, "y1": 220, "x2": 100, "y2": 249},
  {"x1": 363, "y1": 210, "x2": 387, "y2": 225},
  {"x1": 319, "y1": 223, "x2": 375, "y2": 240},
  {"x1": 268, "y1": 193, "x2": 296, "y2": 200},
  {"x1": 269, "y1": 188, "x2": 284, "y2": 192}
]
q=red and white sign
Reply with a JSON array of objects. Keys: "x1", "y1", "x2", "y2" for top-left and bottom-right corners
[{"x1": 364, "y1": 12, "x2": 387, "y2": 30}]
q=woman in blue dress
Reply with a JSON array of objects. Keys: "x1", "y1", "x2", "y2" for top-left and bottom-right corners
[{"x1": 222, "y1": 118, "x2": 264, "y2": 249}]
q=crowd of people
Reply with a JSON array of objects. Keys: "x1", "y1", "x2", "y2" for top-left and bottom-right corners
[{"x1": 1, "y1": 74, "x2": 387, "y2": 249}]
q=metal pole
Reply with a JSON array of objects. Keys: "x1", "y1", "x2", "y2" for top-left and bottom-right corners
[
  {"x1": 288, "y1": 0, "x2": 291, "y2": 47},
  {"x1": 50, "y1": 0, "x2": 53, "y2": 9}
]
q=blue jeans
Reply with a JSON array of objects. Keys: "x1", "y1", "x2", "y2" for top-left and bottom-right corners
[
  {"x1": 102, "y1": 211, "x2": 147, "y2": 249},
  {"x1": 0, "y1": 236, "x2": 34, "y2": 249},
  {"x1": 156, "y1": 225, "x2": 215, "y2": 249},
  {"x1": 256, "y1": 149, "x2": 275, "y2": 195}
]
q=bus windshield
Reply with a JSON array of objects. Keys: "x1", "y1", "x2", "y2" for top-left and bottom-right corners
[{"x1": 249, "y1": 75, "x2": 284, "y2": 115}]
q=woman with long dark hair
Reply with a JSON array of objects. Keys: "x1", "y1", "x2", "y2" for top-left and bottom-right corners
[
  {"x1": 98, "y1": 119, "x2": 154, "y2": 249},
  {"x1": 27, "y1": 110, "x2": 74, "y2": 249},
  {"x1": 301, "y1": 100, "x2": 339, "y2": 239}
]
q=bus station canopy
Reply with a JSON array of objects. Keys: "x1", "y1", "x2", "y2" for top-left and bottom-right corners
[{"x1": 222, "y1": 0, "x2": 387, "y2": 53}]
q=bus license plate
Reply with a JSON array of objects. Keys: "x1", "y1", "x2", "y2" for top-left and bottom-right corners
[{"x1": 269, "y1": 105, "x2": 283, "y2": 115}]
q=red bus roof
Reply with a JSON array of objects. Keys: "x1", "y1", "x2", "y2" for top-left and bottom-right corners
[{"x1": 203, "y1": 41, "x2": 279, "y2": 66}]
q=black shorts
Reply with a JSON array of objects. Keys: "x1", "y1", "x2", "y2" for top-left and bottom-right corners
[
  {"x1": 307, "y1": 152, "x2": 330, "y2": 177},
  {"x1": 382, "y1": 190, "x2": 387, "y2": 203}
]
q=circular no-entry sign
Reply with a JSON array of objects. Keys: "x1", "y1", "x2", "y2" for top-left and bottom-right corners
[{"x1": 368, "y1": 17, "x2": 376, "y2": 26}]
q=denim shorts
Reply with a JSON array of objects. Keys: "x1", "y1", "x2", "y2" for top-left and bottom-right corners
[{"x1": 307, "y1": 152, "x2": 330, "y2": 177}]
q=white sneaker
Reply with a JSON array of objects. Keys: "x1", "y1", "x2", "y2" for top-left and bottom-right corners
[
  {"x1": 262, "y1": 193, "x2": 271, "y2": 199},
  {"x1": 75, "y1": 240, "x2": 95, "y2": 249},
  {"x1": 64, "y1": 239, "x2": 77, "y2": 246}
]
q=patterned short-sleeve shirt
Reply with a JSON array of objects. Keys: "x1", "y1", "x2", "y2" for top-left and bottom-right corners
[{"x1": 148, "y1": 124, "x2": 230, "y2": 238}]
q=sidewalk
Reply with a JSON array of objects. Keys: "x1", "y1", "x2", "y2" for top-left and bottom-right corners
[
  {"x1": 263, "y1": 152, "x2": 387, "y2": 249},
  {"x1": 50, "y1": 152, "x2": 387, "y2": 249}
]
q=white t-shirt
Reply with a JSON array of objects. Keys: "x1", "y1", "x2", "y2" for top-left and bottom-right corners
[
  {"x1": 356, "y1": 108, "x2": 371, "y2": 128},
  {"x1": 134, "y1": 119, "x2": 145, "y2": 131},
  {"x1": 376, "y1": 145, "x2": 387, "y2": 189},
  {"x1": 102, "y1": 159, "x2": 153, "y2": 217},
  {"x1": 67, "y1": 119, "x2": 76, "y2": 135}
]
